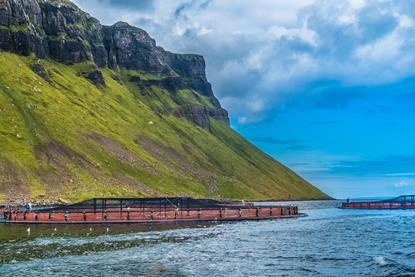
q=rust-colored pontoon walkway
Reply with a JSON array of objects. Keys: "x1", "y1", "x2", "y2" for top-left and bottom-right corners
[
  {"x1": 1, "y1": 197, "x2": 301, "y2": 224},
  {"x1": 342, "y1": 195, "x2": 415, "y2": 210}
]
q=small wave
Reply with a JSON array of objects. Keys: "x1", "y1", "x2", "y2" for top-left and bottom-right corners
[
  {"x1": 369, "y1": 255, "x2": 415, "y2": 277},
  {"x1": 374, "y1": 256, "x2": 388, "y2": 266}
]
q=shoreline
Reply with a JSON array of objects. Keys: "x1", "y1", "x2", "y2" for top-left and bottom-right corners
[{"x1": 0, "y1": 197, "x2": 335, "y2": 207}]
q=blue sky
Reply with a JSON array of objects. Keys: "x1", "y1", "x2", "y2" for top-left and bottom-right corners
[{"x1": 73, "y1": 0, "x2": 415, "y2": 198}]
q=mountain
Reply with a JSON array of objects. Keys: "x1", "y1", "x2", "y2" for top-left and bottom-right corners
[{"x1": 0, "y1": 0, "x2": 329, "y2": 203}]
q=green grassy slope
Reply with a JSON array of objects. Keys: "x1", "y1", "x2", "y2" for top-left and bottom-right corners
[{"x1": 0, "y1": 52, "x2": 329, "y2": 203}]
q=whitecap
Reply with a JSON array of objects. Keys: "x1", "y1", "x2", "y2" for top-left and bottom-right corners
[{"x1": 374, "y1": 256, "x2": 387, "y2": 266}]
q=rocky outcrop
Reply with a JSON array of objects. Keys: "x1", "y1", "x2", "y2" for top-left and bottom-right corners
[
  {"x1": 129, "y1": 75, "x2": 185, "y2": 93},
  {"x1": 39, "y1": 0, "x2": 107, "y2": 66},
  {"x1": 0, "y1": 0, "x2": 105, "y2": 64},
  {"x1": 173, "y1": 106, "x2": 229, "y2": 130},
  {"x1": 31, "y1": 60, "x2": 50, "y2": 80},
  {"x1": 0, "y1": 0, "x2": 48, "y2": 57},
  {"x1": 0, "y1": 0, "x2": 229, "y2": 128},
  {"x1": 80, "y1": 69, "x2": 105, "y2": 86},
  {"x1": 165, "y1": 52, "x2": 214, "y2": 97},
  {"x1": 209, "y1": 108, "x2": 230, "y2": 124},
  {"x1": 102, "y1": 22, "x2": 173, "y2": 75},
  {"x1": 173, "y1": 106, "x2": 212, "y2": 130}
]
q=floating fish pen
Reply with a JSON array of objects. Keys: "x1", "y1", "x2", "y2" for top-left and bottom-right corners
[
  {"x1": 342, "y1": 195, "x2": 415, "y2": 210},
  {"x1": 0, "y1": 197, "x2": 300, "y2": 224}
]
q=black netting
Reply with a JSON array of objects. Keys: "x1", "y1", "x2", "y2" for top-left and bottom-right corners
[
  {"x1": 41, "y1": 197, "x2": 247, "y2": 212},
  {"x1": 379, "y1": 195, "x2": 415, "y2": 203}
]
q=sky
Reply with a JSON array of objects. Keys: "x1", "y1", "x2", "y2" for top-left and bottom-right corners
[{"x1": 73, "y1": 0, "x2": 415, "y2": 199}]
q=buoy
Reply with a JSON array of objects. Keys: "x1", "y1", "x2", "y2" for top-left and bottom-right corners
[
  {"x1": 89, "y1": 227, "x2": 93, "y2": 232},
  {"x1": 54, "y1": 227, "x2": 57, "y2": 232},
  {"x1": 27, "y1": 227, "x2": 31, "y2": 234}
]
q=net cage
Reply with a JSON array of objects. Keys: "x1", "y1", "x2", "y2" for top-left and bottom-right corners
[
  {"x1": 378, "y1": 195, "x2": 415, "y2": 204},
  {"x1": 39, "y1": 197, "x2": 249, "y2": 213}
]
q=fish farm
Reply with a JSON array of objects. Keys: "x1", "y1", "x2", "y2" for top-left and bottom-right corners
[
  {"x1": 0, "y1": 197, "x2": 300, "y2": 224},
  {"x1": 342, "y1": 195, "x2": 415, "y2": 210}
]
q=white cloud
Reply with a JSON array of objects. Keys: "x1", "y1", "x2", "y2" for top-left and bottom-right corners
[
  {"x1": 247, "y1": 99, "x2": 265, "y2": 113},
  {"x1": 395, "y1": 180, "x2": 411, "y2": 187},
  {"x1": 385, "y1": 172, "x2": 415, "y2": 177},
  {"x1": 73, "y1": 0, "x2": 415, "y2": 123},
  {"x1": 355, "y1": 32, "x2": 401, "y2": 63}
]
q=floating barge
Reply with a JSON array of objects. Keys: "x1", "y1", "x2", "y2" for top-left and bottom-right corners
[
  {"x1": 342, "y1": 195, "x2": 415, "y2": 210},
  {"x1": 0, "y1": 197, "x2": 300, "y2": 224}
]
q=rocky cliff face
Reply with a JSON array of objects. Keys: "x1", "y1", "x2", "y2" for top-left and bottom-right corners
[
  {"x1": 0, "y1": 0, "x2": 228, "y2": 129},
  {"x1": 0, "y1": 0, "x2": 48, "y2": 57}
]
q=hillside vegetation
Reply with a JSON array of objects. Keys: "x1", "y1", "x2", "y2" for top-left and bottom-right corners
[{"x1": 0, "y1": 53, "x2": 328, "y2": 202}]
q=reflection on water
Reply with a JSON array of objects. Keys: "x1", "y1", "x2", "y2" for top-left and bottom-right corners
[{"x1": 1, "y1": 200, "x2": 415, "y2": 276}]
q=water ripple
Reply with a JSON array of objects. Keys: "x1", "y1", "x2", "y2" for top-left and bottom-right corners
[{"x1": 1, "y1": 200, "x2": 415, "y2": 276}]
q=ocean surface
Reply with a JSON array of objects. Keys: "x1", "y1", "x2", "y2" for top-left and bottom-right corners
[{"x1": 1, "y1": 200, "x2": 415, "y2": 276}]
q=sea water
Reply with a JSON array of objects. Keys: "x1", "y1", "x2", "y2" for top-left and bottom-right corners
[{"x1": 1, "y1": 200, "x2": 414, "y2": 276}]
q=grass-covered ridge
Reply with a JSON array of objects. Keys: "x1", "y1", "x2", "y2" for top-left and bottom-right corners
[{"x1": 0, "y1": 52, "x2": 329, "y2": 203}]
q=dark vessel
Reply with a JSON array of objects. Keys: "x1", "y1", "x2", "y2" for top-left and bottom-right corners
[
  {"x1": 1, "y1": 197, "x2": 301, "y2": 224},
  {"x1": 342, "y1": 195, "x2": 415, "y2": 210}
]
